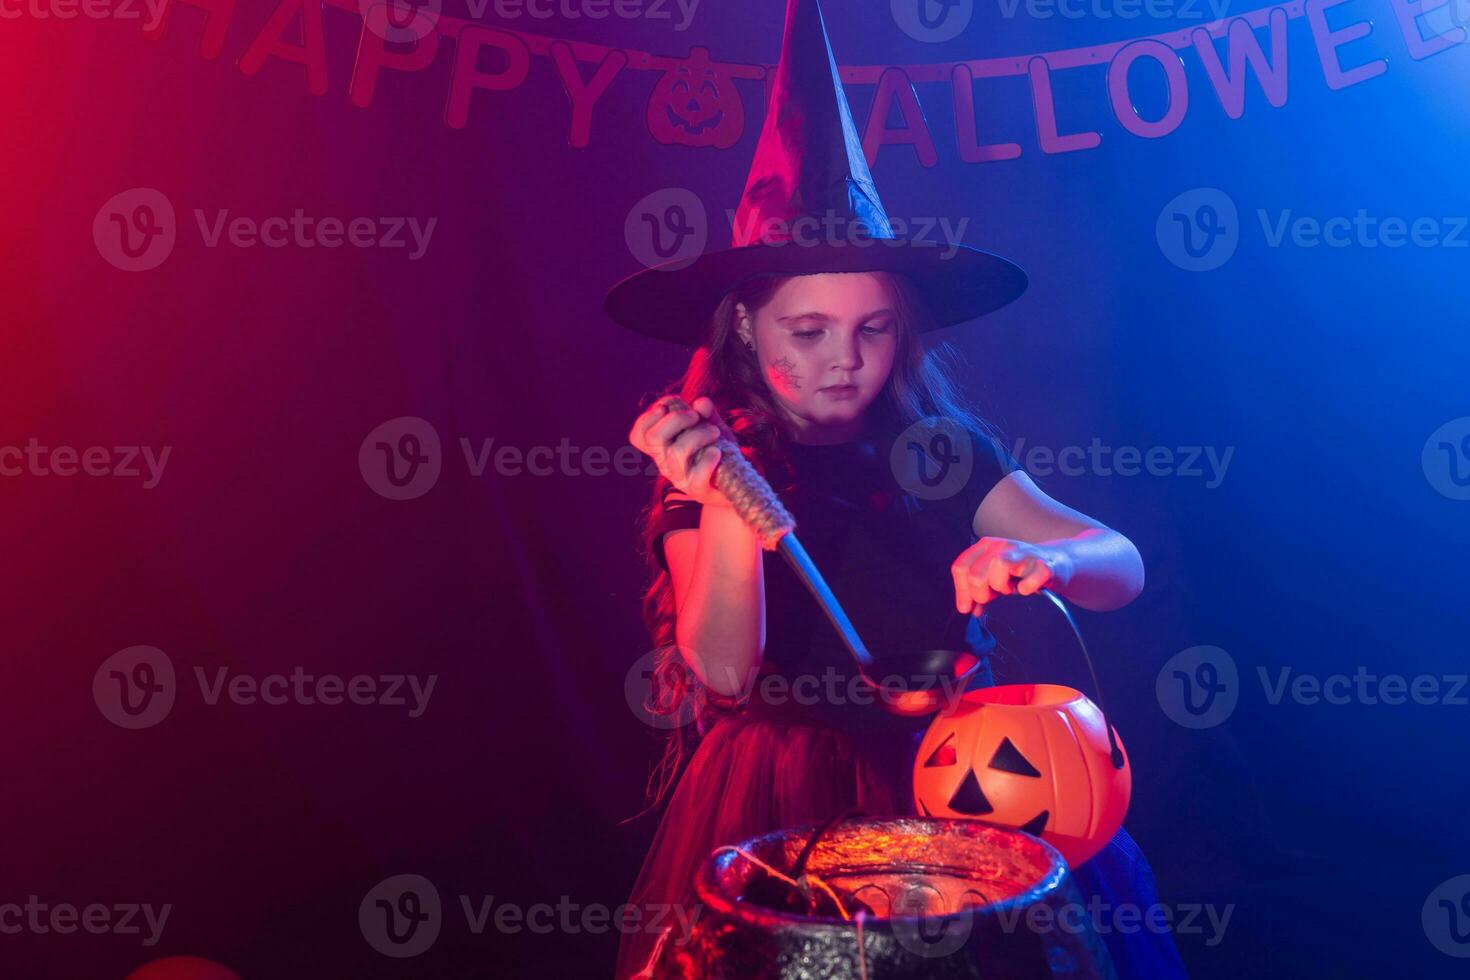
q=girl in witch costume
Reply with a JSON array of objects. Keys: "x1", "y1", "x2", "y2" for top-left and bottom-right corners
[{"x1": 607, "y1": 2, "x2": 1189, "y2": 977}]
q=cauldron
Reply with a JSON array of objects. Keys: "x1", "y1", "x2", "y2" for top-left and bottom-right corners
[{"x1": 652, "y1": 817, "x2": 1117, "y2": 979}]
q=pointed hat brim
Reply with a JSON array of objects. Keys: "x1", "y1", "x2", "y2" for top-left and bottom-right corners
[{"x1": 604, "y1": 240, "x2": 1026, "y2": 346}]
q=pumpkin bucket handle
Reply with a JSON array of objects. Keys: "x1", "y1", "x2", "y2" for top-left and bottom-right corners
[{"x1": 1032, "y1": 588, "x2": 1126, "y2": 771}]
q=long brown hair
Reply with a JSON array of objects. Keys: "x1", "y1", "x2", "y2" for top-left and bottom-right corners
[{"x1": 632, "y1": 270, "x2": 1008, "y2": 811}]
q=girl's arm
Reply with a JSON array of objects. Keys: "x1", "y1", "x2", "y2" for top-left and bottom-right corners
[
  {"x1": 630, "y1": 394, "x2": 765, "y2": 697},
  {"x1": 956, "y1": 471, "x2": 1145, "y2": 613},
  {"x1": 662, "y1": 501, "x2": 766, "y2": 697}
]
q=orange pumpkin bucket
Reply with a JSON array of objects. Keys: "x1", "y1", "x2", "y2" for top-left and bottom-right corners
[{"x1": 912, "y1": 593, "x2": 1131, "y2": 867}]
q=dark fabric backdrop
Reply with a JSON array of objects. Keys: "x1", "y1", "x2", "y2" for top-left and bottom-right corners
[{"x1": 3, "y1": 2, "x2": 1468, "y2": 976}]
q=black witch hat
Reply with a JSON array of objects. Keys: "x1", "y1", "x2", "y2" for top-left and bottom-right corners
[{"x1": 604, "y1": 0, "x2": 1026, "y2": 346}]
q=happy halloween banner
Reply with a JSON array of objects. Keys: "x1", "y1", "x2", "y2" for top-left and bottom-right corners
[{"x1": 138, "y1": 0, "x2": 1463, "y2": 159}]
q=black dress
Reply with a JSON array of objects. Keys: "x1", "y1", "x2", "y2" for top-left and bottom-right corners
[{"x1": 616, "y1": 418, "x2": 1188, "y2": 979}]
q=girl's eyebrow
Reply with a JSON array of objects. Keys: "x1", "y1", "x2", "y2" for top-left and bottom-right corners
[{"x1": 776, "y1": 308, "x2": 895, "y2": 324}]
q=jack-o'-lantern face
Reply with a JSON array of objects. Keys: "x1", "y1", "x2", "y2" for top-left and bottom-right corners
[
  {"x1": 647, "y1": 47, "x2": 745, "y2": 149},
  {"x1": 917, "y1": 731, "x2": 1051, "y2": 836},
  {"x1": 912, "y1": 684, "x2": 1131, "y2": 867}
]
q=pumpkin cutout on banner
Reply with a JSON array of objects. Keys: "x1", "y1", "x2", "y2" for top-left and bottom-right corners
[
  {"x1": 913, "y1": 592, "x2": 1132, "y2": 868},
  {"x1": 646, "y1": 47, "x2": 746, "y2": 149}
]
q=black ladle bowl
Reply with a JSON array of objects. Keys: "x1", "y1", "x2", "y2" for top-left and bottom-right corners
[{"x1": 854, "y1": 648, "x2": 988, "y2": 717}]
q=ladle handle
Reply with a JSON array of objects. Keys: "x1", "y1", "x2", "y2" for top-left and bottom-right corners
[
  {"x1": 709, "y1": 438, "x2": 796, "y2": 551},
  {"x1": 707, "y1": 438, "x2": 874, "y2": 671}
]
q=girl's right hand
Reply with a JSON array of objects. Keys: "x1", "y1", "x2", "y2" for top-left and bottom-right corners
[{"x1": 627, "y1": 394, "x2": 738, "y2": 508}]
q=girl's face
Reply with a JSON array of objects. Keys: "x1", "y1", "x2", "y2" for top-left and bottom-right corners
[{"x1": 735, "y1": 272, "x2": 899, "y2": 442}]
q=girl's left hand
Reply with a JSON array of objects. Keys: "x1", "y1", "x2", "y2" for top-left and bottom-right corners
[{"x1": 951, "y1": 538, "x2": 1074, "y2": 615}]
